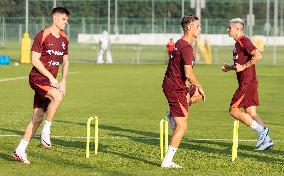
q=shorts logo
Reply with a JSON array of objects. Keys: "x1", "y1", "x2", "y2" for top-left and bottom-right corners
[
  {"x1": 48, "y1": 60, "x2": 60, "y2": 66},
  {"x1": 46, "y1": 50, "x2": 64, "y2": 56}
]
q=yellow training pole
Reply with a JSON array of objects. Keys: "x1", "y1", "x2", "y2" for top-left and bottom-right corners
[
  {"x1": 160, "y1": 119, "x2": 164, "y2": 160},
  {"x1": 232, "y1": 120, "x2": 239, "y2": 161},
  {"x1": 94, "y1": 116, "x2": 99, "y2": 155},
  {"x1": 164, "y1": 118, "x2": 168, "y2": 154},
  {"x1": 86, "y1": 117, "x2": 92, "y2": 159},
  {"x1": 86, "y1": 116, "x2": 99, "y2": 158}
]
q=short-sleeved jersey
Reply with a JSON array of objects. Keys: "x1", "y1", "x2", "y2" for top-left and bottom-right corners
[
  {"x1": 163, "y1": 38, "x2": 195, "y2": 91},
  {"x1": 29, "y1": 29, "x2": 69, "y2": 83},
  {"x1": 233, "y1": 35, "x2": 257, "y2": 84}
]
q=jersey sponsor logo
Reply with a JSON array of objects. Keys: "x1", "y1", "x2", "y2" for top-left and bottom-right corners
[
  {"x1": 46, "y1": 50, "x2": 64, "y2": 56},
  {"x1": 48, "y1": 60, "x2": 60, "y2": 66}
]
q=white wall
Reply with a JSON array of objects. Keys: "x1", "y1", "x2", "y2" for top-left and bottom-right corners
[{"x1": 78, "y1": 33, "x2": 284, "y2": 46}]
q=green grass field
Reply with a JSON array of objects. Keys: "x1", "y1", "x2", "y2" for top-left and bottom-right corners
[{"x1": 0, "y1": 64, "x2": 283, "y2": 175}]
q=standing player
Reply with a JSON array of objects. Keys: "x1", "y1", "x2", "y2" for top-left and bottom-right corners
[
  {"x1": 12, "y1": 7, "x2": 70, "y2": 164},
  {"x1": 162, "y1": 15, "x2": 205, "y2": 168},
  {"x1": 222, "y1": 18, "x2": 273, "y2": 150},
  {"x1": 97, "y1": 30, "x2": 113, "y2": 64},
  {"x1": 166, "y1": 38, "x2": 175, "y2": 58}
]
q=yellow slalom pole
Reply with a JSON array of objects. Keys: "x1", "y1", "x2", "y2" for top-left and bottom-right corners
[
  {"x1": 160, "y1": 119, "x2": 164, "y2": 160},
  {"x1": 86, "y1": 117, "x2": 92, "y2": 159},
  {"x1": 236, "y1": 120, "x2": 239, "y2": 158},
  {"x1": 164, "y1": 118, "x2": 168, "y2": 154},
  {"x1": 86, "y1": 116, "x2": 99, "y2": 159},
  {"x1": 232, "y1": 120, "x2": 239, "y2": 161},
  {"x1": 94, "y1": 116, "x2": 99, "y2": 155}
]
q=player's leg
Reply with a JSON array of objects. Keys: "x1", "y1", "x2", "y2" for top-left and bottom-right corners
[
  {"x1": 230, "y1": 89, "x2": 269, "y2": 148},
  {"x1": 245, "y1": 106, "x2": 264, "y2": 126},
  {"x1": 40, "y1": 88, "x2": 63, "y2": 148},
  {"x1": 97, "y1": 48, "x2": 104, "y2": 64},
  {"x1": 245, "y1": 106, "x2": 273, "y2": 150},
  {"x1": 229, "y1": 106, "x2": 254, "y2": 126},
  {"x1": 12, "y1": 108, "x2": 45, "y2": 164},
  {"x1": 106, "y1": 49, "x2": 113, "y2": 64},
  {"x1": 162, "y1": 115, "x2": 187, "y2": 168},
  {"x1": 162, "y1": 92, "x2": 188, "y2": 168}
]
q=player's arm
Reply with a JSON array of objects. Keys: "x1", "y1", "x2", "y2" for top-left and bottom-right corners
[
  {"x1": 58, "y1": 55, "x2": 69, "y2": 96},
  {"x1": 31, "y1": 51, "x2": 58, "y2": 87},
  {"x1": 184, "y1": 65, "x2": 205, "y2": 101},
  {"x1": 235, "y1": 49, "x2": 262, "y2": 72}
]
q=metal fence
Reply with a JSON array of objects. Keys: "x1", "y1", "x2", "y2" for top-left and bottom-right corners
[{"x1": 0, "y1": 0, "x2": 284, "y2": 65}]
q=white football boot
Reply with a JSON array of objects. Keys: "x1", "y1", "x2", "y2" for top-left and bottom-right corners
[
  {"x1": 256, "y1": 128, "x2": 269, "y2": 148},
  {"x1": 161, "y1": 161, "x2": 183, "y2": 168},
  {"x1": 41, "y1": 131, "x2": 52, "y2": 149},
  {"x1": 12, "y1": 150, "x2": 30, "y2": 164},
  {"x1": 255, "y1": 136, "x2": 274, "y2": 151}
]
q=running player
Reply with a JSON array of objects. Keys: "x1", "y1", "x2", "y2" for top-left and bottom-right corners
[
  {"x1": 222, "y1": 18, "x2": 273, "y2": 150},
  {"x1": 12, "y1": 7, "x2": 70, "y2": 164},
  {"x1": 161, "y1": 15, "x2": 205, "y2": 168}
]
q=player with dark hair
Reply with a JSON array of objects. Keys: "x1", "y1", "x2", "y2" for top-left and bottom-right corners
[
  {"x1": 12, "y1": 7, "x2": 70, "y2": 164},
  {"x1": 222, "y1": 18, "x2": 273, "y2": 150},
  {"x1": 161, "y1": 15, "x2": 205, "y2": 168}
]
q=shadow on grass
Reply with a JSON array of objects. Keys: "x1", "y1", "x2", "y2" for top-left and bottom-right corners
[
  {"x1": 0, "y1": 152, "x2": 14, "y2": 162},
  {"x1": 266, "y1": 122, "x2": 284, "y2": 127},
  {"x1": 54, "y1": 120, "x2": 284, "y2": 164},
  {"x1": 0, "y1": 126, "x2": 158, "y2": 166},
  {"x1": 2, "y1": 119, "x2": 283, "y2": 165}
]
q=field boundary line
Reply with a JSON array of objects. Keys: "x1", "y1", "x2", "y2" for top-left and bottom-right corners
[
  {"x1": 0, "y1": 134, "x2": 282, "y2": 142},
  {"x1": 0, "y1": 72, "x2": 78, "y2": 83}
]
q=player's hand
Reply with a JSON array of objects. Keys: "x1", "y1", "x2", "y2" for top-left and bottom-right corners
[
  {"x1": 198, "y1": 86, "x2": 206, "y2": 101},
  {"x1": 49, "y1": 77, "x2": 58, "y2": 88},
  {"x1": 221, "y1": 63, "x2": 230, "y2": 72},
  {"x1": 235, "y1": 63, "x2": 246, "y2": 72},
  {"x1": 58, "y1": 80, "x2": 66, "y2": 96}
]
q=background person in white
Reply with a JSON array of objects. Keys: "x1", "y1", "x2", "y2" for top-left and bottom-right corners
[{"x1": 97, "y1": 31, "x2": 112, "y2": 64}]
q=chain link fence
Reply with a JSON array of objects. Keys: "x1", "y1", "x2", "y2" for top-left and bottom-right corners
[{"x1": 0, "y1": 0, "x2": 284, "y2": 65}]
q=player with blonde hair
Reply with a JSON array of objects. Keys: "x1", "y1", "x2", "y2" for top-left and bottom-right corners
[{"x1": 222, "y1": 18, "x2": 273, "y2": 150}]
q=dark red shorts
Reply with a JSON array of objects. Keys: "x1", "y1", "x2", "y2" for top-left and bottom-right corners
[
  {"x1": 29, "y1": 78, "x2": 53, "y2": 112},
  {"x1": 230, "y1": 83, "x2": 259, "y2": 109},
  {"x1": 163, "y1": 89, "x2": 188, "y2": 117}
]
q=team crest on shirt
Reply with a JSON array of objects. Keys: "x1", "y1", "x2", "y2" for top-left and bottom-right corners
[
  {"x1": 62, "y1": 42, "x2": 66, "y2": 49},
  {"x1": 233, "y1": 47, "x2": 238, "y2": 60}
]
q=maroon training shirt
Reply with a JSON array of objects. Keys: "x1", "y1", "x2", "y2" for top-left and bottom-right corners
[
  {"x1": 233, "y1": 35, "x2": 257, "y2": 84},
  {"x1": 29, "y1": 29, "x2": 69, "y2": 83},
  {"x1": 163, "y1": 38, "x2": 195, "y2": 92}
]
